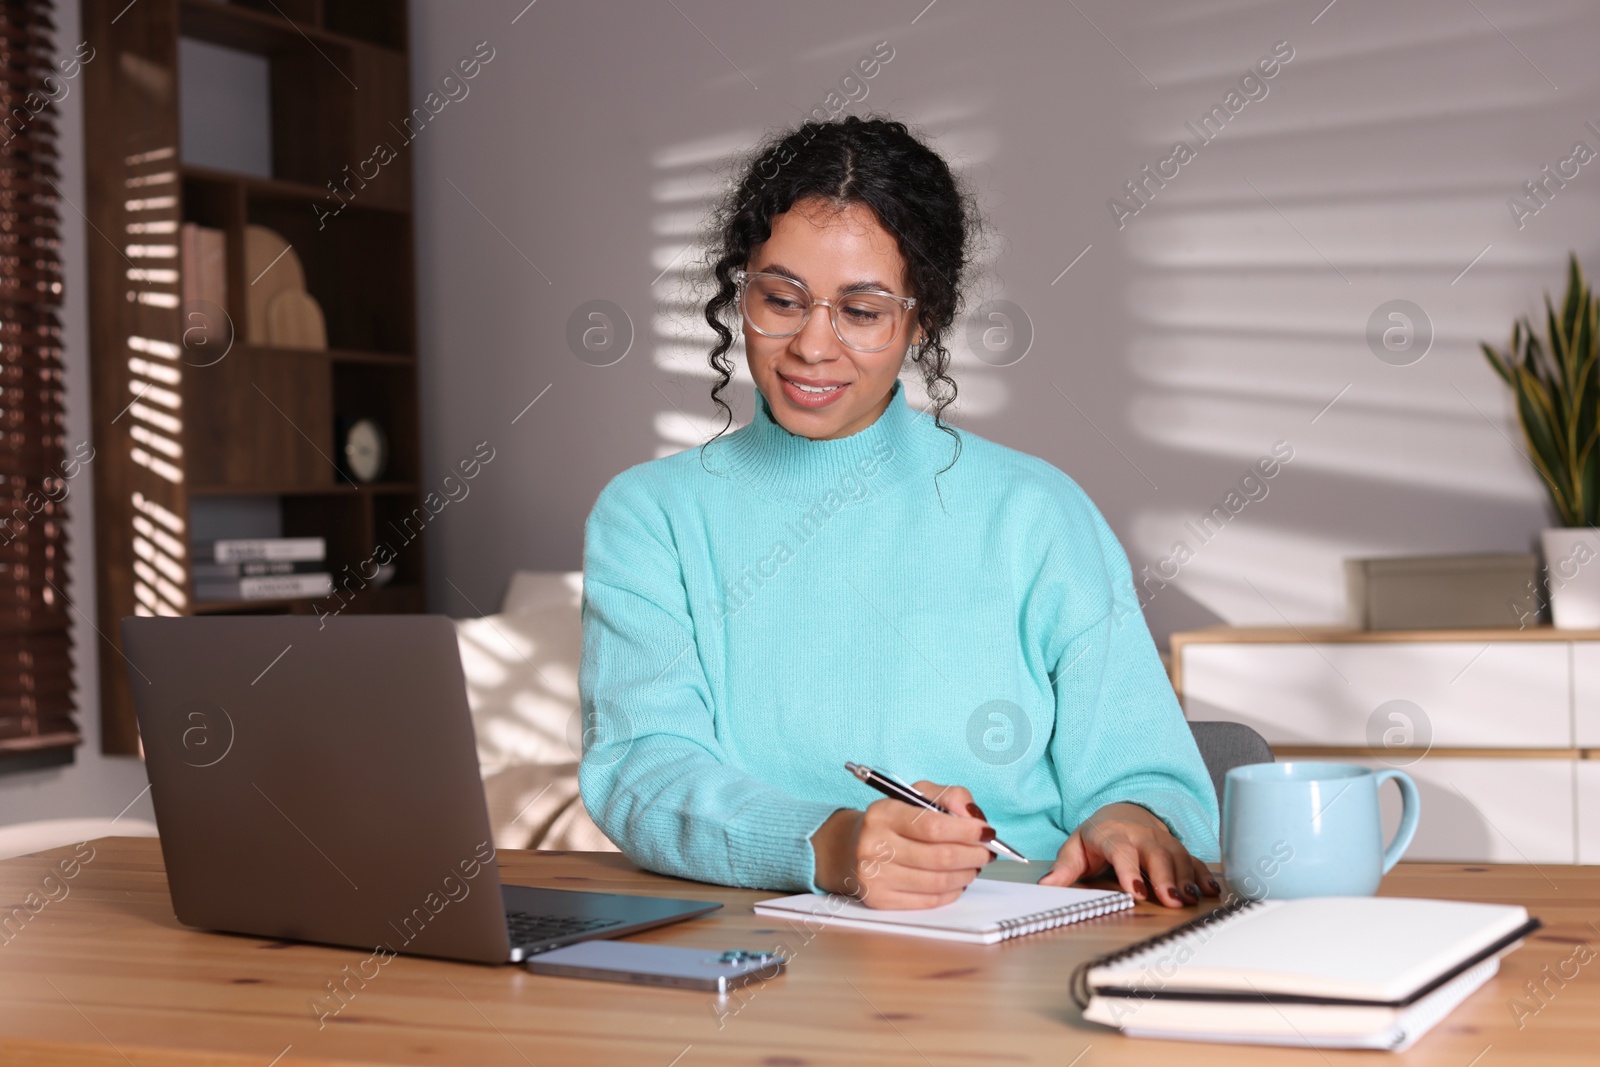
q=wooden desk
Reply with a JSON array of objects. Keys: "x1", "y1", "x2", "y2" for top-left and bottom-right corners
[{"x1": 1, "y1": 838, "x2": 1595, "y2": 1066}]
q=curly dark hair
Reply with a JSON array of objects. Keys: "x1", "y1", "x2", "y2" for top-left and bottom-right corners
[{"x1": 699, "y1": 113, "x2": 983, "y2": 484}]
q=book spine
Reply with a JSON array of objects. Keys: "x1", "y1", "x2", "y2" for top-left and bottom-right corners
[
  {"x1": 180, "y1": 222, "x2": 201, "y2": 310},
  {"x1": 190, "y1": 559, "x2": 326, "y2": 580},
  {"x1": 195, "y1": 537, "x2": 327, "y2": 563},
  {"x1": 194, "y1": 572, "x2": 333, "y2": 601},
  {"x1": 199, "y1": 226, "x2": 227, "y2": 311}
]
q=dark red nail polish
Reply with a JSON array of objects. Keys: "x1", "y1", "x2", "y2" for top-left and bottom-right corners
[
  {"x1": 1132, "y1": 878, "x2": 1148, "y2": 899},
  {"x1": 1208, "y1": 878, "x2": 1221, "y2": 893},
  {"x1": 967, "y1": 803, "x2": 986, "y2": 820},
  {"x1": 979, "y1": 826, "x2": 996, "y2": 842},
  {"x1": 1183, "y1": 882, "x2": 1200, "y2": 901}
]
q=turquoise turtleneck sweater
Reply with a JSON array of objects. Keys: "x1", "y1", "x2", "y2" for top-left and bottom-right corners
[{"x1": 577, "y1": 378, "x2": 1220, "y2": 893}]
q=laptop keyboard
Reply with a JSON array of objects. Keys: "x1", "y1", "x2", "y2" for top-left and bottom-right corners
[{"x1": 506, "y1": 911, "x2": 625, "y2": 946}]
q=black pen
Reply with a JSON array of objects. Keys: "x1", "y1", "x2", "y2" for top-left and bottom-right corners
[{"x1": 845, "y1": 762, "x2": 1029, "y2": 862}]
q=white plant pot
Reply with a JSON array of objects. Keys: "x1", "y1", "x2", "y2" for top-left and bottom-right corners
[{"x1": 1542, "y1": 528, "x2": 1600, "y2": 628}]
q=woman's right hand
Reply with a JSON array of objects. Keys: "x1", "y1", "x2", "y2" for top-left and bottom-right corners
[{"x1": 810, "y1": 781, "x2": 995, "y2": 909}]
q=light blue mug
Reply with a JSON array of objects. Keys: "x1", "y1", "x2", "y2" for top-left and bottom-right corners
[{"x1": 1222, "y1": 761, "x2": 1420, "y2": 900}]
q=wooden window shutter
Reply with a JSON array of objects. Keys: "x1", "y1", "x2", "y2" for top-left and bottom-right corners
[{"x1": 0, "y1": 0, "x2": 78, "y2": 763}]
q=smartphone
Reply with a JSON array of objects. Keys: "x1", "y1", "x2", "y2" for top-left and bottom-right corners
[{"x1": 524, "y1": 941, "x2": 785, "y2": 993}]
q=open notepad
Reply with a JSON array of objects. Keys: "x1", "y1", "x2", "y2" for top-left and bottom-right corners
[
  {"x1": 752, "y1": 880, "x2": 1134, "y2": 944},
  {"x1": 1073, "y1": 896, "x2": 1539, "y2": 1051}
]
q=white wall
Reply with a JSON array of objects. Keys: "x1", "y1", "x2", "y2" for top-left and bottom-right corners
[
  {"x1": 0, "y1": 0, "x2": 154, "y2": 826},
  {"x1": 408, "y1": 0, "x2": 1598, "y2": 639}
]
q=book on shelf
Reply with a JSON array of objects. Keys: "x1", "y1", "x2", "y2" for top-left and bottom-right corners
[
  {"x1": 180, "y1": 222, "x2": 228, "y2": 346},
  {"x1": 191, "y1": 537, "x2": 326, "y2": 564},
  {"x1": 190, "y1": 559, "x2": 327, "y2": 581},
  {"x1": 193, "y1": 572, "x2": 334, "y2": 603}
]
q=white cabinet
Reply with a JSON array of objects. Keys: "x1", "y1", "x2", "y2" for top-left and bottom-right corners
[
  {"x1": 1180, "y1": 641, "x2": 1570, "y2": 748},
  {"x1": 1353, "y1": 757, "x2": 1575, "y2": 864},
  {"x1": 1172, "y1": 629, "x2": 1592, "y2": 866},
  {"x1": 1579, "y1": 762, "x2": 1600, "y2": 864},
  {"x1": 1570, "y1": 644, "x2": 1600, "y2": 747}
]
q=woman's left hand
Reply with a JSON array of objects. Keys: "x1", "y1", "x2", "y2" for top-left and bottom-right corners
[{"x1": 1036, "y1": 801, "x2": 1221, "y2": 907}]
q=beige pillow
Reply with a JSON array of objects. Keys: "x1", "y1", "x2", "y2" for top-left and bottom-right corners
[
  {"x1": 500, "y1": 570, "x2": 583, "y2": 615},
  {"x1": 455, "y1": 596, "x2": 617, "y2": 854}
]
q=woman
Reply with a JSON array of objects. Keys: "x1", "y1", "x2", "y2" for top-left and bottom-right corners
[{"x1": 578, "y1": 115, "x2": 1220, "y2": 910}]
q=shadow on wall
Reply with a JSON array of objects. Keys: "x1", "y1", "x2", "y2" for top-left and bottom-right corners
[{"x1": 1115, "y1": 0, "x2": 1593, "y2": 632}]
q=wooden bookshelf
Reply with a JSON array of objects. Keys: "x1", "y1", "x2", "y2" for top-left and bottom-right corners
[{"x1": 83, "y1": 0, "x2": 426, "y2": 755}]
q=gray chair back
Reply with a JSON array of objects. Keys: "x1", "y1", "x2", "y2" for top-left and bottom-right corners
[{"x1": 1187, "y1": 720, "x2": 1274, "y2": 809}]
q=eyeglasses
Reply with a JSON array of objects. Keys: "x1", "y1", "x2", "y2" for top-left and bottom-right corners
[{"x1": 733, "y1": 269, "x2": 916, "y2": 353}]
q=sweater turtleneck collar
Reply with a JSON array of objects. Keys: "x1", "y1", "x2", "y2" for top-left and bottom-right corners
[{"x1": 705, "y1": 378, "x2": 956, "y2": 505}]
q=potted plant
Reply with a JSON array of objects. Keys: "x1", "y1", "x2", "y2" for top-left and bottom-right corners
[{"x1": 1482, "y1": 253, "x2": 1600, "y2": 628}]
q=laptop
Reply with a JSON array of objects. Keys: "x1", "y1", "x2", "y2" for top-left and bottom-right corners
[{"x1": 120, "y1": 614, "x2": 719, "y2": 964}]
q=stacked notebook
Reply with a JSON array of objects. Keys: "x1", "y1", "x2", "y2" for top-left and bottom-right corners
[
  {"x1": 1072, "y1": 896, "x2": 1538, "y2": 1050},
  {"x1": 191, "y1": 537, "x2": 332, "y2": 602},
  {"x1": 753, "y1": 880, "x2": 1134, "y2": 944}
]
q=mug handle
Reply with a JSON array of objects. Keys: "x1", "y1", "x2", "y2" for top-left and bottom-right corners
[{"x1": 1373, "y1": 768, "x2": 1421, "y2": 874}]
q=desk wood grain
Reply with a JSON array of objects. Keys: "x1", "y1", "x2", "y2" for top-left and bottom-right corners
[{"x1": 1, "y1": 839, "x2": 1596, "y2": 1065}]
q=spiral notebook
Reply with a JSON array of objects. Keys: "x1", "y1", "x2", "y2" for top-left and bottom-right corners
[
  {"x1": 1072, "y1": 896, "x2": 1539, "y2": 1051},
  {"x1": 752, "y1": 880, "x2": 1134, "y2": 944}
]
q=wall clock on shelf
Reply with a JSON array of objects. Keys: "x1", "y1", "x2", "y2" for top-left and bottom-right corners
[{"x1": 337, "y1": 415, "x2": 389, "y2": 484}]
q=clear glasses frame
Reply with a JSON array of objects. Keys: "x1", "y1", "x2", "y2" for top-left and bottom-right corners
[{"x1": 732, "y1": 268, "x2": 917, "y2": 353}]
